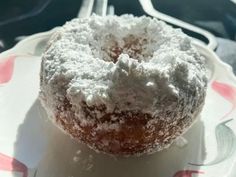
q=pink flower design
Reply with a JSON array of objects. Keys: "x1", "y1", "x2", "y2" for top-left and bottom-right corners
[
  {"x1": 0, "y1": 153, "x2": 28, "y2": 177},
  {"x1": 173, "y1": 170, "x2": 204, "y2": 177},
  {"x1": 212, "y1": 81, "x2": 236, "y2": 119},
  {"x1": 0, "y1": 56, "x2": 16, "y2": 84}
]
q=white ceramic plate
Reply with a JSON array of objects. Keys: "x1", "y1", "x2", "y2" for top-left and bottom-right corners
[{"x1": 0, "y1": 30, "x2": 236, "y2": 177}]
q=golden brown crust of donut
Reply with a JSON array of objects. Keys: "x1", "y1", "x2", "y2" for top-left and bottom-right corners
[{"x1": 54, "y1": 98, "x2": 197, "y2": 155}]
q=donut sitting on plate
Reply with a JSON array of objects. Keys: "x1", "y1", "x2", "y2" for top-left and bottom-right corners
[{"x1": 39, "y1": 14, "x2": 207, "y2": 155}]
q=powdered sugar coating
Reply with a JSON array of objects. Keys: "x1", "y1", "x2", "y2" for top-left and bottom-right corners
[{"x1": 40, "y1": 14, "x2": 207, "y2": 155}]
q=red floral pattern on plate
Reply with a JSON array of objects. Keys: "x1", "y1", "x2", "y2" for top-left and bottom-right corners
[
  {"x1": 0, "y1": 56, "x2": 16, "y2": 84},
  {"x1": 0, "y1": 153, "x2": 28, "y2": 177},
  {"x1": 173, "y1": 170, "x2": 204, "y2": 177},
  {"x1": 212, "y1": 81, "x2": 236, "y2": 119}
]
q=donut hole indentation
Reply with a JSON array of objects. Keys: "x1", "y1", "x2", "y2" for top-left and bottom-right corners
[{"x1": 100, "y1": 34, "x2": 154, "y2": 63}]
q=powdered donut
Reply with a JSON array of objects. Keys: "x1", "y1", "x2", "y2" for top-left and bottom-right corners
[{"x1": 39, "y1": 14, "x2": 207, "y2": 155}]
